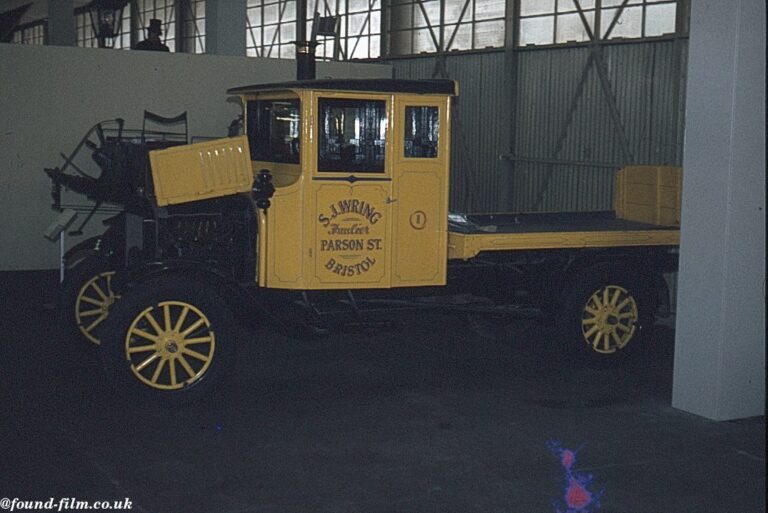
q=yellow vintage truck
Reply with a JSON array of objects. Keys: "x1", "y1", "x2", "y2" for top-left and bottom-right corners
[{"x1": 47, "y1": 79, "x2": 681, "y2": 404}]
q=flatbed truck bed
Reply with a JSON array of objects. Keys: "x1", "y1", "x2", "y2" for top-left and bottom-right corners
[{"x1": 448, "y1": 210, "x2": 680, "y2": 259}]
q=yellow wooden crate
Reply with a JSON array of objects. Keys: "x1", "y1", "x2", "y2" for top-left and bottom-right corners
[
  {"x1": 614, "y1": 166, "x2": 683, "y2": 226},
  {"x1": 149, "y1": 136, "x2": 253, "y2": 207}
]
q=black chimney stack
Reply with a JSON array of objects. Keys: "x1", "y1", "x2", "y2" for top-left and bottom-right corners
[
  {"x1": 296, "y1": 41, "x2": 318, "y2": 80},
  {"x1": 295, "y1": 0, "x2": 316, "y2": 80}
]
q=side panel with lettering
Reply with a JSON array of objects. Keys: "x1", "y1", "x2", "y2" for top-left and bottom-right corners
[{"x1": 314, "y1": 184, "x2": 390, "y2": 286}]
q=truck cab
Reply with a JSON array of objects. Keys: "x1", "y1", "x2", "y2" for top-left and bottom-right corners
[
  {"x1": 148, "y1": 79, "x2": 457, "y2": 291},
  {"x1": 236, "y1": 79, "x2": 455, "y2": 290}
]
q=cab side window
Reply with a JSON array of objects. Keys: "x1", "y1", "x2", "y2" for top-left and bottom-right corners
[
  {"x1": 404, "y1": 106, "x2": 439, "y2": 158},
  {"x1": 318, "y1": 98, "x2": 387, "y2": 173},
  {"x1": 247, "y1": 99, "x2": 300, "y2": 163}
]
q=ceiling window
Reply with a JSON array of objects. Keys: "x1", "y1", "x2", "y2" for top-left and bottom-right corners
[
  {"x1": 518, "y1": 0, "x2": 678, "y2": 47},
  {"x1": 247, "y1": 0, "x2": 381, "y2": 60},
  {"x1": 246, "y1": 0, "x2": 297, "y2": 58},
  {"x1": 313, "y1": 0, "x2": 382, "y2": 60},
  {"x1": 73, "y1": 1, "x2": 206, "y2": 52},
  {"x1": 135, "y1": 0, "x2": 177, "y2": 51},
  {"x1": 180, "y1": 0, "x2": 206, "y2": 53},
  {"x1": 386, "y1": 0, "x2": 505, "y2": 56},
  {"x1": 10, "y1": 19, "x2": 47, "y2": 45}
]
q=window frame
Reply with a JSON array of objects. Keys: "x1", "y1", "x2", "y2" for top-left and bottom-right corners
[
  {"x1": 246, "y1": 97, "x2": 303, "y2": 165},
  {"x1": 402, "y1": 105, "x2": 441, "y2": 160},
  {"x1": 246, "y1": 0, "x2": 298, "y2": 59},
  {"x1": 70, "y1": 0, "x2": 207, "y2": 53},
  {"x1": 9, "y1": 19, "x2": 48, "y2": 46},
  {"x1": 180, "y1": 0, "x2": 206, "y2": 53},
  {"x1": 516, "y1": 0, "x2": 680, "y2": 48},
  {"x1": 315, "y1": 93, "x2": 391, "y2": 175},
  {"x1": 246, "y1": 0, "x2": 382, "y2": 60},
  {"x1": 133, "y1": 0, "x2": 178, "y2": 52},
  {"x1": 385, "y1": 0, "x2": 506, "y2": 57}
]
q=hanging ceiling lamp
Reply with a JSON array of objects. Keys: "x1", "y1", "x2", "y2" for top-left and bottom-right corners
[{"x1": 88, "y1": 0, "x2": 128, "y2": 48}]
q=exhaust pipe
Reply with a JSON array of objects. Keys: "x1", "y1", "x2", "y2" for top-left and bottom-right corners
[
  {"x1": 295, "y1": 0, "x2": 315, "y2": 80},
  {"x1": 296, "y1": 40, "x2": 317, "y2": 80}
]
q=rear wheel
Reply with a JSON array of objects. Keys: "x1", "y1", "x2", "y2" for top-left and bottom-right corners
[
  {"x1": 60, "y1": 255, "x2": 118, "y2": 345},
  {"x1": 99, "y1": 276, "x2": 236, "y2": 405},
  {"x1": 557, "y1": 263, "x2": 657, "y2": 362}
]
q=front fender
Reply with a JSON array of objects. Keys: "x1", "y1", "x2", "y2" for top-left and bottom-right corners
[
  {"x1": 111, "y1": 259, "x2": 261, "y2": 327},
  {"x1": 63, "y1": 213, "x2": 125, "y2": 268},
  {"x1": 63, "y1": 244, "x2": 100, "y2": 270},
  {"x1": 111, "y1": 260, "x2": 237, "y2": 293}
]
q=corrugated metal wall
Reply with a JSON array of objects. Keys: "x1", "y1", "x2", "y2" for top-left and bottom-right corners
[
  {"x1": 386, "y1": 38, "x2": 687, "y2": 214},
  {"x1": 389, "y1": 51, "x2": 509, "y2": 213},
  {"x1": 512, "y1": 39, "x2": 687, "y2": 212}
]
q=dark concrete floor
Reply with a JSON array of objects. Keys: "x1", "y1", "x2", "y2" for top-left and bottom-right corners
[{"x1": 1, "y1": 272, "x2": 764, "y2": 513}]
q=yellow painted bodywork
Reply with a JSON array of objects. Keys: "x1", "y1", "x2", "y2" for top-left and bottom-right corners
[
  {"x1": 447, "y1": 228, "x2": 680, "y2": 260},
  {"x1": 149, "y1": 136, "x2": 253, "y2": 207},
  {"x1": 391, "y1": 96, "x2": 451, "y2": 287},
  {"x1": 240, "y1": 88, "x2": 453, "y2": 290},
  {"x1": 614, "y1": 166, "x2": 682, "y2": 226}
]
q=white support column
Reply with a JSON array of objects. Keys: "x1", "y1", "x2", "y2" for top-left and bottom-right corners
[
  {"x1": 672, "y1": 0, "x2": 766, "y2": 420},
  {"x1": 47, "y1": 0, "x2": 75, "y2": 46},
  {"x1": 205, "y1": 0, "x2": 247, "y2": 56}
]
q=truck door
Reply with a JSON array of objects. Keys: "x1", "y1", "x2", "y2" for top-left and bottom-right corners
[
  {"x1": 391, "y1": 97, "x2": 450, "y2": 287},
  {"x1": 311, "y1": 94, "x2": 392, "y2": 288}
]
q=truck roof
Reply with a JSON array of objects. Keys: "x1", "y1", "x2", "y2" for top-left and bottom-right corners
[{"x1": 227, "y1": 78, "x2": 458, "y2": 96}]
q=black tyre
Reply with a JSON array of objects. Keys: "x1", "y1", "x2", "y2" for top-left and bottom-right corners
[
  {"x1": 99, "y1": 276, "x2": 237, "y2": 405},
  {"x1": 59, "y1": 254, "x2": 118, "y2": 346},
  {"x1": 557, "y1": 262, "x2": 657, "y2": 362}
]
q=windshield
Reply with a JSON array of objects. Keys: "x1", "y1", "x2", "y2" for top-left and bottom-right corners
[{"x1": 247, "y1": 99, "x2": 300, "y2": 163}]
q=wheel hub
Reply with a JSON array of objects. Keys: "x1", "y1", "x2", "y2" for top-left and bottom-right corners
[
  {"x1": 595, "y1": 307, "x2": 620, "y2": 333},
  {"x1": 100, "y1": 297, "x2": 114, "y2": 313},
  {"x1": 581, "y1": 285, "x2": 639, "y2": 354},
  {"x1": 125, "y1": 301, "x2": 216, "y2": 391}
]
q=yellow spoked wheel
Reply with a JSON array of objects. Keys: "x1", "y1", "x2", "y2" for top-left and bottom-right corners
[
  {"x1": 75, "y1": 271, "x2": 119, "y2": 345},
  {"x1": 125, "y1": 301, "x2": 216, "y2": 391},
  {"x1": 580, "y1": 285, "x2": 638, "y2": 354}
]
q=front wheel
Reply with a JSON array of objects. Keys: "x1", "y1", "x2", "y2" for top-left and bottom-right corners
[
  {"x1": 556, "y1": 263, "x2": 657, "y2": 362},
  {"x1": 99, "y1": 276, "x2": 237, "y2": 405}
]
